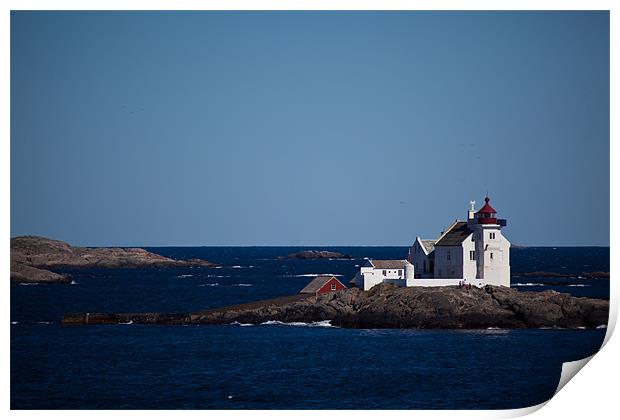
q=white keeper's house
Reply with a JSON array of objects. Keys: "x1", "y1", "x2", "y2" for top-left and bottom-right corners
[{"x1": 352, "y1": 195, "x2": 511, "y2": 289}]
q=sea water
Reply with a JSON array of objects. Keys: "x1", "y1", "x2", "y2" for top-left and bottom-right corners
[{"x1": 10, "y1": 247, "x2": 609, "y2": 409}]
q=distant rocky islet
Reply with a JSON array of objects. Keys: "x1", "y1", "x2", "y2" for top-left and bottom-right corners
[
  {"x1": 10, "y1": 236, "x2": 217, "y2": 284},
  {"x1": 278, "y1": 250, "x2": 352, "y2": 260}
]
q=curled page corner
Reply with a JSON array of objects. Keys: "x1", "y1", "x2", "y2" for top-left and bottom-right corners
[
  {"x1": 554, "y1": 354, "x2": 595, "y2": 396},
  {"x1": 502, "y1": 400, "x2": 548, "y2": 418}
]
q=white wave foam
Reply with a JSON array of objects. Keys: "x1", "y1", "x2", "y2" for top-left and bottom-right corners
[
  {"x1": 11, "y1": 321, "x2": 18, "y2": 325},
  {"x1": 236, "y1": 284, "x2": 253, "y2": 287},
  {"x1": 597, "y1": 324, "x2": 607, "y2": 329},
  {"x1": 206, "y1": 275, "x2": 231, "y2": 278},
  {"x1": 70, "y1": 280, "x2": 78, "y2": 285},
  {"x1": 232, "y1": 265, "x2": 243, "y2": 269},
  {"x1": 513, "y1": 282, "x2": 545, "y2": 286},
  {"x1": 198, "y1": 283, "x2": 219, "y2": 287},
  {"x1": 229, "y1": 321, "x2": 254, "y2": 327},
  {"x1": 120, "y1": 320, "x2": 133, "y2": 325},
  {"x1": 176, "y1": 274, "x2": 194, "y2": 279},
  {"x1": 260, "y1": 320, "x2": 335, "y2": 328},
  {"x1": 18, "y1": 283, "x2": 39, "y2": 286},
  {"x1": 36, "y1": 321, "x2": 53, "y2": 325},
  {"x1": 566, "y1": 284, "x2": 588, "y2": 287}
]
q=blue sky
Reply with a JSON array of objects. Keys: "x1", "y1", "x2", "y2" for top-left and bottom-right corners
[{"x1": 11, "y1": 11, "x2": 609, "y2": 246}]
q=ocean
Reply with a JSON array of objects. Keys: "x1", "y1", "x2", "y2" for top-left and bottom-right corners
[{"x1": 11, "y1": 246, "x2": 609, "y2": 409}]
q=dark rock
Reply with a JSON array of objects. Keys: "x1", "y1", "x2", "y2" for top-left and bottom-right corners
[
  {"x1": 11, "y1": 236, "x2": 217, "y2": 284},
  {"x1": 278, "y1": 250, "x2": 352, "y2": 260}
]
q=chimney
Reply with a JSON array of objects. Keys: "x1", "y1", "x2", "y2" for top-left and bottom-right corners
[{"x1": 467, "y1": 200, "x2": 476, "y2": 220}]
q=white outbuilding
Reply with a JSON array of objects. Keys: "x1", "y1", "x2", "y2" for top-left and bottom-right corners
[{"x1": 353, "y1": 259, "x2": 415, "y2": 291}]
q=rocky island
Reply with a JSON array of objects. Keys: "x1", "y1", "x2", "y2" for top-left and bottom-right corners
[
  {"x1": 62, "y1": 284, "x2": 608, "y2": 329},
  {"x1": 278, "y1": 250, "x2": 352, "y2": 260},
  {"x1": 11, "y1": 236, "x2": 217, "y2": 284}
]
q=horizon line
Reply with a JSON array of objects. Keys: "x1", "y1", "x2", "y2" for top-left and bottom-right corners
[{"x1": 9, "y1": 235, "x2": 610, "y2": 248}]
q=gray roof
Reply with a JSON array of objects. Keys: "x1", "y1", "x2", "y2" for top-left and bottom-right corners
[
  {"x1": 435, "y1": 222, "x2": 472, "y2": 246},
  {"x1": 369, "y1": 259, "x2": 409, "y2": 269},
  {"x1": 420, "y1": 239, "x2": 436, "y2": 254},
  {"x1": 300, "y1": 275, "x2": 342, "y2": 294}
]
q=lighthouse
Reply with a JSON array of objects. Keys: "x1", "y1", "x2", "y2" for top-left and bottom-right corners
[
  {"x1": 402, "y1": 194, "x2": 512, "y2": 288},
  {"x1": 467, "y1": 196, "x2": 510, "y2": 286}
]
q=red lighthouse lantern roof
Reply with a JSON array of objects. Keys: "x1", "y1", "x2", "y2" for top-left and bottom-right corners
[{"x1": 477, "y1": 196, "x2": 497, "y2": 214}]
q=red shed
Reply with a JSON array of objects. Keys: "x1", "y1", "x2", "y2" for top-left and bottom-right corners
[{"x1": 300, "y1": 275, "x2": 347, "y2": 295}]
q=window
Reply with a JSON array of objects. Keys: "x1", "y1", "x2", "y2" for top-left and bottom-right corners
[
  {"x1": 490, "y1": 252, "x2": 494, "y2": 260},
  {"x1": 382, "y1": 270, "x2": 386, "y2": 276},
  {"x1": 490, "y1": 232, "x2": 496, "y2": 239},
  {"x1": 398, "y1": 270, "x2": 403, "y2": 276},
  {"x1": 470, "y1": 250, "x2": 475, "y2": 261},
  {"x1": 331, "y1": 283, "x2": 336, "y2": 291}
]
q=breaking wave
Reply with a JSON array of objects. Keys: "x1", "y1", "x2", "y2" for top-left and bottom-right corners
[
  {"x1": 176, "y1": 274, "x2": 194, "y2": 279},
  {"x1": 260, "y1": 320, "x2": 336, "y2": 328},
  {"x1": 230, "y1": 320, "x2": 336, "y2": 328},
  {"x1": 236, "y1": 284, "x2": 253, "y2": 287},
  {"x1": 566, "y1": 284, "x2": 588, "y2": 287},
  {"x1": 198, "y1": 283, "x2": 219, "y2": 287},
  {"x1": 597, "y1": 324, "x2": 607, "y2": 329},
  {"x1": 513, "y1": 282, "x2": 545, "y2": 286}
]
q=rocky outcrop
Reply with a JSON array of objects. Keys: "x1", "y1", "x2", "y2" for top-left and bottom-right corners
[
  {"x1": 11, "y1": 236, "x2": 217, "y2": 284},
  {"x1": 62, "y1": 284, "x2": 609, "y2": 329},
  {"x1": 278, "y1": 250, "x2": 352, "y2": 260},
  {"x1": 10, "y1": 263, "x2": 71, "y2": 284}
]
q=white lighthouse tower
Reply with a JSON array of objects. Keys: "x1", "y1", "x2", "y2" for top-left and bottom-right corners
[{"x1": 467, "y1": 195, "x2": 511, "y2": 287}]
